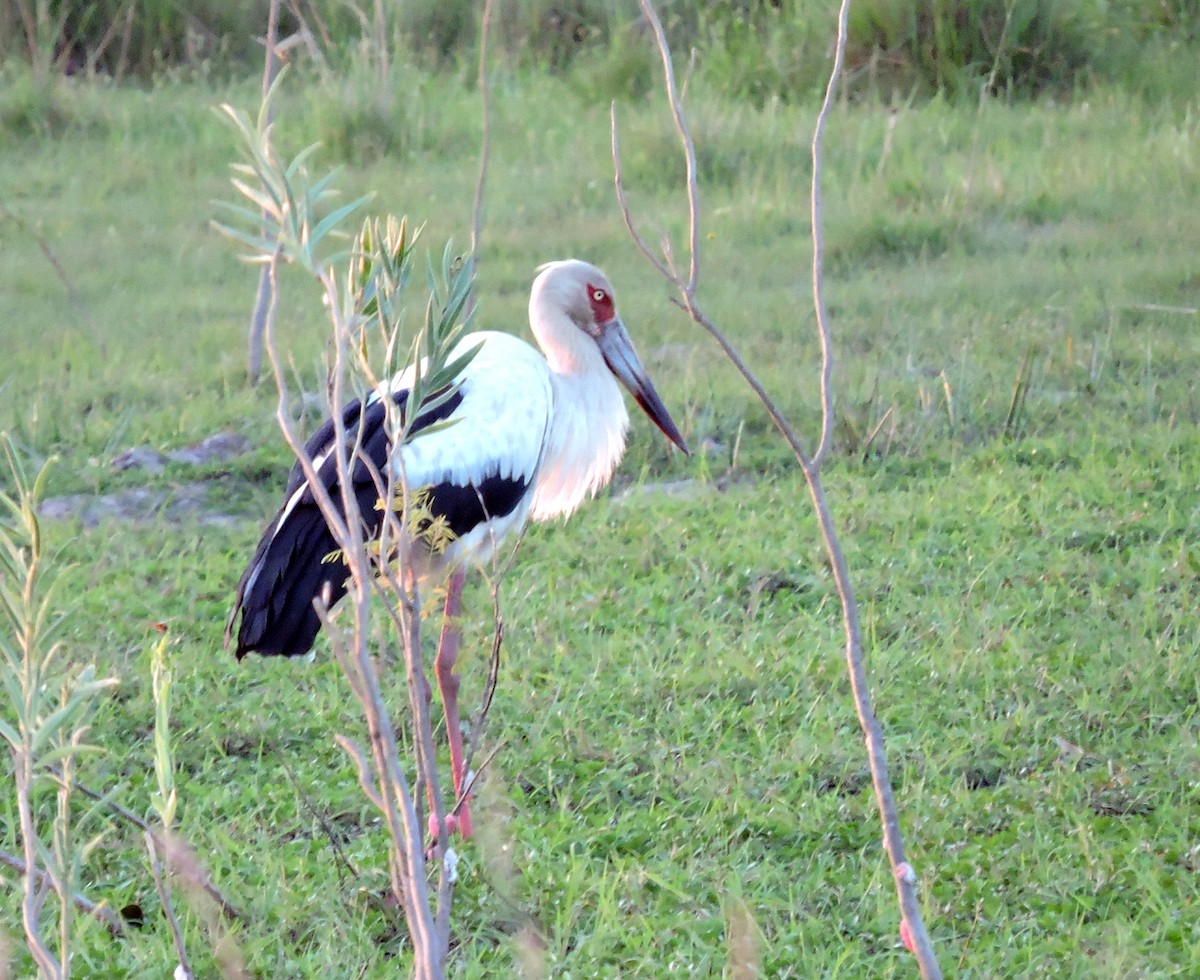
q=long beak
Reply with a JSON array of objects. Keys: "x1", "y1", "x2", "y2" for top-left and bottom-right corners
[{"x1": 597, "y1": 317, "x2": 690, "y2": 455}]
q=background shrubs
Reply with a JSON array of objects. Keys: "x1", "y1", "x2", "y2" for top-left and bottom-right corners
[{"x1": 2, "y1": 0, "x2": 1197, "y2": 101}]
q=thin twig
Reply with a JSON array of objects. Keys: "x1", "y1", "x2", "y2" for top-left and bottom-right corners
[
  {"x1": 636, "y1": 9, "x2": 699, "y2": 292},
  {"x1": 54, "y1": 769, "x2": 245, "y2": 924},
  {"x1": 860, "y1": 405, "x2": 895, "y2": 459},
  {"x1": 452, "y1": 742, "x2": 504, "y2": 823},
  {"x1": 147, "y1": 833, "x2": 193, "y2": 980},
  {"x1": 454, "y1": 549, "x2": 511, "y2": 828},
  {"x1": 0, "y1": 199, "x2": 92, "y2": 329},
  {"x1": 83, "y1": 0, "x2": 135, "y2": 74},
  {"x1": 616, "y1": 2, "x2": 942, "y2": 976},
  {"x1": 808, "y1": 0, "x2": 852, "y2": 470},
  {"x1": 247, "y1": 0, "x2": 282, "y2": 385},
  {"x1": 281, "y1": 759, "x2": 362, "y2": 885},
  {"x1": 465, "y1": 0, "x2": 495, "y2": 320},
  {"x1": 0, "y1": 848, "x2": 126, "y2": 937},
  {"x1": 611, "y1": 105, "x2": 672, "y2": 284},
  {"x1": 803, "y1": 8, "x2": 940, "y2": 960},
  {"x1": 423, "y1": 741, "x2": 508, "y2": 868}
]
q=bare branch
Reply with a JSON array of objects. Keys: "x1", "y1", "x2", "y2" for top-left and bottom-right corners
[
  {"x1": 0, "y1": 848, "x2": 125, "y2": 937},
  {"x1": 454, "y1": 549, "x2": 510, "y2": 830},
  {"x1": 809, "y1": 0, "x2": 851, "y2": 469},
  {"x1": 334, "y1": 735, "x2": 386, "y2": 810},
  {"x1": 246, "y1": 0, "x2": 283, "y2": 385},
  {"x1": 636, "y1": 3, "x2": 700, "y2": 293},
  {"x1": 261, "y1": 255, "x2": 441, "y2": 971},
  {"x1": 147, "y1": 833, "x2": 192, "y2": 980},
  {"x1": 281, "y1": 759, "x2": 362, "y2": 885},
  {"x1": 453, "y1": 742, "x2": 504, "y2": 821},
  {"x1": 56, "y1": 770, "x2": 244, "y2": 924},
  {"x1": 82, "y1": 0, "x2": 135, "y2": 74},
  {"x1": 619, "y1": 1, "x2": 943, "y2": 975},
  {"x1": 610, "y1": 104, "x2": 672, "y2": 283},
  {"x1": 806, "y1": 3, "x2": 939, "y2": 961},
  {"x1": 0, "y1": 198, "x2": 92, "y2": 329},
  {"x1": 465, "y1": 0, "x2": 496, "y2": 320},
  {"x1": 219, "y1": 91, "x2": 469, "y2": 977}
]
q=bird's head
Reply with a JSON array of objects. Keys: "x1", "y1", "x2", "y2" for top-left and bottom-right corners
[{"x1": 531, "y1": 259, "x2": 690, "y2": 456}]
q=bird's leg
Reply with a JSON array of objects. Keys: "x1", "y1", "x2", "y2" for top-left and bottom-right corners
[{"x1": 430, "y1": 567, "x2": 472, "y2": 840}]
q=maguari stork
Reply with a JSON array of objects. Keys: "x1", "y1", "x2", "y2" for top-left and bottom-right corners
[{"x1": 226, "y1": 259, "x2": 690, "y2": 838}]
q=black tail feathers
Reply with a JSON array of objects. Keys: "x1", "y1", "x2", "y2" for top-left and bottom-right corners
[
  {"x1": 228, "y1": 385, "x2": 465, "y2": 659},
  {"x1": 226, "y1": 501, "x2": 352, "y2": 659}
]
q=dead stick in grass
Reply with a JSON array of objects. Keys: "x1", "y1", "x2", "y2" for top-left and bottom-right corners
[
  {"x1": 0, "y1": 199, "x2": 92, "y2": 330},
  {"x1": 614, "y1": 1, "x2": 942, "y2": 975},
  {"x1": 0, "y1": 848, "x2": 125, "y2": 937},
  {"x1": 147, "y1": 834, "x2": 192, "y2": 978},
  {"x1": 53, "y1": 769, "x2": 245, "y2": 925}
]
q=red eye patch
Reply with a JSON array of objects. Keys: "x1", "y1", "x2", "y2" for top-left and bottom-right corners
[{"x1": 587, "y1": 283, "x2": 616, "y2": 323}]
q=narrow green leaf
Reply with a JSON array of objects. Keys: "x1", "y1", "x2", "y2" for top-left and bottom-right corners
[
  {"x1": 228, "y1": 177, "x2": 281, "y2": 217},
  {"x1": 311, "y1": 195, "x2": 373, "y2": 251},
  {"x1": 210, "y1": 222, "x2": 280, "y2": 257}
]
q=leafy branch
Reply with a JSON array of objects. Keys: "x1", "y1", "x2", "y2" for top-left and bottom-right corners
[
  {"x1": 215, "y1": 79, "x2": 482, "y2": 977},
  {"x1": 0, "y1": 436, "x2": 118, "y2": 978}
]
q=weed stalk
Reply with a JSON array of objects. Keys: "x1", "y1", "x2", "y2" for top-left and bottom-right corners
[{"x1": 0, "y1": 436, "x2": 118, "y2": 977}]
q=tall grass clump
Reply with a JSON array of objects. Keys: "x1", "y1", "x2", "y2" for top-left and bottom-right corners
[
  {"x1": 392, "y1": 0, "x2": 1193, "y2": 104},
  {"x1": 0, "y1": 63, "x2": 73, "y2": 140},
  {"x1": 33, "y1": 0, "x2": 287, "y2": 77},
  {"x1": 844, "y1": 0, "x2": 1116, "y2": 97}
]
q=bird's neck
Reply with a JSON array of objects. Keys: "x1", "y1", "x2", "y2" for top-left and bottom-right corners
[
  {"x1": 532, "y1": 355, "x2": 630, "y2": 522},
  {"x1": 530, "y1": 297, "x2": 597, "y2": 376}
]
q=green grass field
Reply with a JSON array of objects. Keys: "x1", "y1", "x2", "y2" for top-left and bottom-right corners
[{"x1": 2, "y1": 60, "x2": 1199, "y2": 976}]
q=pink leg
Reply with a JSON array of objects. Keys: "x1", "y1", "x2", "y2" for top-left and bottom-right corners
[{"x1": 429, "y1": 568, "x2": 473, "y2": 840}]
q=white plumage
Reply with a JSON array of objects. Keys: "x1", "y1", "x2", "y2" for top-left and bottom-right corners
[{"x1": 227, "y1": 258, "x2": 689, "y2": 838}]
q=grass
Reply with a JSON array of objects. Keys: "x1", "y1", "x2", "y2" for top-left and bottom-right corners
[{"x1": 1, "y1": 61, "x2": 1199, "y2": 975}]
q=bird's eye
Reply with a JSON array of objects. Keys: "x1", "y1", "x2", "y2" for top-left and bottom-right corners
[{"x1": 586, "y1": 283, "x2": 616, "y2": 323}]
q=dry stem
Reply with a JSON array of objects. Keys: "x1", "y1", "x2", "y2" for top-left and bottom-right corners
[
  {"x1": 0, "y1": 848, "x2": 125, "y2": 937},
  {"x1": 16, "y1": 747, "x2": 67, "y2": 978},
  {"x1": 246, "y1": 0, "x2": 282, "y2": 384},
  {"x1": 147, "y1": 833, "x2": 192, "y2": 979},
  {"x1": 615, "y1": 1, "x2": 942, "y2": 975},
  {"x1": 261, "y1": 254, "x2": 445, "y2": 976},
  {"x1": 55, "y1": 768, "x2": 244, "y2": 924},
  {"x1": 0, "y1": 199, "x2": 91, "y2": 331},
  {"x1": 465, "y1": 0, "x2": 495, "y2": 320}
]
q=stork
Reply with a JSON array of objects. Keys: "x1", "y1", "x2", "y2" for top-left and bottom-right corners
[{"x1": 226, "y1": 259, "x2": 689, "y2": 839}]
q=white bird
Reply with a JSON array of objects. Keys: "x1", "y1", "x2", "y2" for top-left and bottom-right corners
[{"x1": 226, "y1": 259, "x2": 689, "y2": 838}]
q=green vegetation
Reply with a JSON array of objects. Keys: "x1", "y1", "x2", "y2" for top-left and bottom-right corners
[
  {"x1": 2, "y1": 9, "x2": 1200, "y2": 977},
  {"x1": 4, "y1": 0, "x2": 1199, "y2": 100}
]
